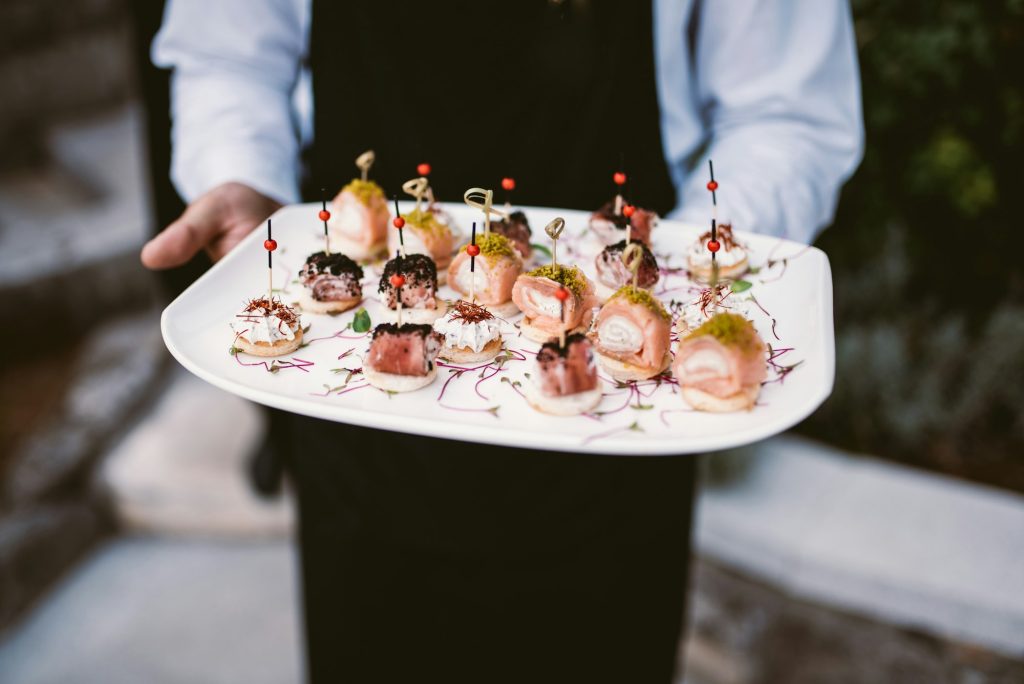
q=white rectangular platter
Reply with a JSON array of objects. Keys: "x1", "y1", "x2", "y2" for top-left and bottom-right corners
[{"x1": 162, "y1": 201, "x2": 833, "y2": 455}]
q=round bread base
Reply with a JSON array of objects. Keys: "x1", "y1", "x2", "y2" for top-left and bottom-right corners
[
  {"x1": 363, "y1": 364, "x2": 437, "y2": 393},
  {"x1": 595, "y1": 350, "x2": 672, "y2": 383},
  {"x1": 379, "y1": 299, "x2": 448, "y2": 325},
  {"x1": 687, "y1": 254, "x2": 749, "y2": 283},
  {"x1": 328, "y1": 234, "x2": 386, "y2": 262},
  {"x1": 484, "y1": 300, "x2": 521, "y2": 319},
  {"x1": 524, "y1": 383, "x2": 603, "y2": 417},
  {"x1": 680, "y1": 384, "x2": 760, "y2": 412},
  {"x1": 438, "y1": 337, "x2": 503, "y2": 363},
  {"x1": 296, "y1": 289, "x2": 361, "y2": 315},
  {"x1": 234, "y1": 329, "x2": 303, "y2": 358},
  {"x1": 519, "y1": 317, "x2": 589, "y2": 344}
]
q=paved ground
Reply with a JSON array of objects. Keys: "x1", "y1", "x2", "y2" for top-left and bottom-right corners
[{"x1": 0, "y1": 538, "x2": 302, "y2": 684}]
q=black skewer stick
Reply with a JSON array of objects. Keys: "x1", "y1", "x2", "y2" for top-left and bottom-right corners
[
  {"x1": 267, "y1": 219, "x2": 273, "y2": 269},
  {"x1": 393, "y1": 195, "x2": 405, "y2": 248},
  {"x1": 470, "y1": 222, "x2": 477, "y2": 273}
]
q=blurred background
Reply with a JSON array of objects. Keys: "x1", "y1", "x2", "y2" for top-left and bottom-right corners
[{"x1": 0, "y1": 1, "x2": 1021, "y2": 682}]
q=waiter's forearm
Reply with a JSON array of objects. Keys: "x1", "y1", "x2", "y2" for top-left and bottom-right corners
[
  {"x1": 671, "y1": 0, "x2": 864, "y2": 244},
  {"x1": 153, "y1": 0, "x2": 307, "y2": 204}
]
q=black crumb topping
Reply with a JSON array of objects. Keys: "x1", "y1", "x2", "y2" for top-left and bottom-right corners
[
  {"x1": 537, "y1": 333, "x2": 591, "y2": 360},
  {"x1": 508, "y1": 211, "x2": 531, "y2": 232},
  {"x1": 594, "y1": 200, "x2": 630, "y2": 229},
  {"x1": 603, "y1": 239, "x2": 657, "y2": 262},
  {"x1": 302, "y1": 251, "x2": 364, "y2": 279},
  {"x1": 371, "y1": 322, "x2": 435, "y2": 340},
  {"x1": 378, "y1": 253, "x2": 438, "y2": 294}
]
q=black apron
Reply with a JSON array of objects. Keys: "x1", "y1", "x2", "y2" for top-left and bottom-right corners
[{"x1": 286, "y1": 2, "x2": 695, "y2": 682}]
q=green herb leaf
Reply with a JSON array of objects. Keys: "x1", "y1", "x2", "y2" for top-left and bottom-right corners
[
  {"x1": 229, "y1": 346, "x2": 241, "y2": 356},
  {"x1": 530, "y1": 243, "x2": 552, "y2": 259},
  {"x1": 731, "y1": 279, "x2": 753, "y2": 293},
  {"x1": 352, "y1": 307, "x2": 372, "y2": 333}
]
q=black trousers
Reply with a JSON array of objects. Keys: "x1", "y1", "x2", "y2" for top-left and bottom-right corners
[{"x1": 285, "y1": 416, "x2": 696, "y2": 683}]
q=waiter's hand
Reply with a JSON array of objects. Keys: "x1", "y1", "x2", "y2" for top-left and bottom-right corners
[{"x1": 141, "y1": 182, "x2": 282, "y2": 269}]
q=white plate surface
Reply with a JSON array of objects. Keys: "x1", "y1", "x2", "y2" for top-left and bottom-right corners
[{"x1": 162, "y1": 202, "x2": 833, "y2": 455}]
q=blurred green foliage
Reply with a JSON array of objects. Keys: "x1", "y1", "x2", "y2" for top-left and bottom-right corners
[{"x1": 802, "y1": 0, "x2": 1024, "y2": 490}]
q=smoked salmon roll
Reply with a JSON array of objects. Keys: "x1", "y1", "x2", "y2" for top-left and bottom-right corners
[
  {"x1": 387, "y1": 209, "x2": 455, "y2": 278},
  {"x1": 447, "y1": 232, "x2": 523, "y2": 317},
  {"x1": 297, "y1": 251, "x2": 364, "y2": 315},
  {"x1": 363, "y1": 322, "x2": 444, "y2": 392},
  {"x1": 524, "y1": 333, "x2": 603, "y2": 416},
  {"x1": 511, "y1": 264, "x2": 598, "y2": 344},
  {"x1": 672, "y1": 312, "x2": 767, "y2": 412},
  {"x1": 329, "y1": 180, "x2": 389, "y2": 261},
  {"x1": 377, "y1": 253, "x2": 447, "y2": 324},
  {"x1": 591, "y1": 286, "x2": 672, "y2": 381},
  {"x1": 589, "y1": 200, "x2": 658, "y2": 246},
  {"x1": 687, "y1": 223, "x2": 749, "y2": 282}
]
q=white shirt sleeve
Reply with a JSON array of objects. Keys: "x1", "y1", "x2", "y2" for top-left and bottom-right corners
[
  {"x1": 667, "y1": 0, "x2": 864, "y2": 244},
  {"x1": 152, "y1": 0, "x2": 309, "y2": 204}
]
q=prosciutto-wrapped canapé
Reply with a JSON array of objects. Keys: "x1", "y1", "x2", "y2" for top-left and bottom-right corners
[
  {"x1": 591, "y1": 286, "x2": 672, "y2": 381},
  {"x1": 672, "y1": 312, "x2": 767, "y2": 411},
  {"x1": 511, "y1": 264, "x2": 598, "y2": 343},
  {"x1": 329, "y1": 179, "x2": 390, "y2": 261}
]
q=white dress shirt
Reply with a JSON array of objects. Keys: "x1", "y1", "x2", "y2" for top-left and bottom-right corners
[{"x1": 154, "y1": 0, "x2": 863, "y2": 244}]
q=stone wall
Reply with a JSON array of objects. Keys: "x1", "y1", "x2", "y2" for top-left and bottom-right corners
[{"x1": 0, "y1": 0, "x2": 134, "y2": 171}]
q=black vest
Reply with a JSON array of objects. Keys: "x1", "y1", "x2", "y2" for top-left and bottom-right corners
[{"x1": 305, "y1": 0, "x2": 676, "y2": 213}]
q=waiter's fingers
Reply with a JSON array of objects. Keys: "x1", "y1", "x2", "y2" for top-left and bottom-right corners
[{"x1": 141, "y1": 193, "x2": 224, "y2": 270}]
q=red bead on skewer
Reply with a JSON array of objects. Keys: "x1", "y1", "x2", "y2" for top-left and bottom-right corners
[
  {"x1": 389, "y1": 274, "x2": 406, "y2": 288},
  {"x1": 466, "y1": 244, "x2": 480, "y2": 257},
  {"x1": 392, "y1": 216, "x2": 406, "y2": 229},
  {"x1": 554, "y1": 287, "x2": 570, "y2": 301},
  {"x1": 318, "y1": 209, "x2": 331, "y2": 221},
  {"x1": 707, "y1": 239, "x2": 721, "y2": 253},
  {"x1": 501, "y1": 177, "x2": 516, "y2": 192},
  {"x1": 706, "y1": 180, "x2": 718, "y2": 192},
  {"x1": 264, "y1": 239, "x2": 278, "y2": 251},
  {"x1": 613, "y1": 171, "x2": 627, "y2": 186},
  {"x1": 417, "y1": 163, "x2": 431, "y2": 176},
  {"x1": 622, "y1": 204, "x2": 636, "y2": 218}
]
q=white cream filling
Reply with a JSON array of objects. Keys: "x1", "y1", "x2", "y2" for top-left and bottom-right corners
[
  {"x1": 681, "y1": 349, "x2": 729, "y2": 377},
  {"x1": 688, "y1": 239, "x2": 746, "y2": 268},
  {"x1": 332, "y1": 202, "x2": 365, "y2": 240},
  {"x1": 390, "y1": 226, "x2": 430, "y2": 260},
  {"x1": 523, "y1": 288, "x2": 562, "y2": 318},
  {"x1": 598, "y1": 315, "x2": 643, "y2": 353},
  {"x1": 453, "y1": 262, "x2": 489, "y2": 297},
  {"x1": 232, "y1": 312, "x2": 298, "y2": 344},
  {"x1": 433, "y1": 313, "x2": 501, "y2": 353}
]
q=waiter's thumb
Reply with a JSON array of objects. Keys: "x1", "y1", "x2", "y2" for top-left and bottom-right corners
[{"x1": 141, "y1": 193, "x2": 224, "y2": 270}]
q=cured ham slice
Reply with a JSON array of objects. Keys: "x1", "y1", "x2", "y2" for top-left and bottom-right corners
[
  {"x1": 592, "y1": 287, "x2": 671, "y2": 380},
  {"x1": 365, "y1": 323, "x2": 442, "y2": 377},
  {"x1": 525, "y1": 334, "x2": 602, "y2": 416},
  {"x1": 298, "y1": 251, "x2": 364, "y2": 313},
  {"x1": 672, "y1": 312, "x2": 767, "y2": 411},
  {"x1": 329, "y1": 180, "x2": 389, "y2": 259},
  {"x1": 589, "y1": 200, "x2": 657, "y2": 246},
  {"x1": 447, "y1": 233, "x2": 523, "y2": 308},
  {"x1": 490, "y1": 211, "x2": 532, "y2": 260},
  {"x1": 388, "y1": 209, "x2": 455, "y2": 272},
  {"x1": 594, "y1": 240, "x2": 660, "y2": 295},
  {"x1": 511, "y1": 265, "x2": 597, "y2": 342}
]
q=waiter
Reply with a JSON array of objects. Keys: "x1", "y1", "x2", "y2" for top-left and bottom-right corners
[{"x1": 143, "y1": 1, "x2": 862, "y2": 681}]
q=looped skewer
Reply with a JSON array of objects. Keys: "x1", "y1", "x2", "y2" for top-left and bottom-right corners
[
  {"x1": 621, "y1": 242, "x2": 644, "y2": 289},
  {"x1": 402, "y1": 177, "x2": 430, "y2": 213},
  {"x1": 464, "y1": 187, "x2": 508, "y2": 234},
  {"x1": 544, "y1": 217, "x2": 566, "y2": 267},
  {"x1": 355, "y1": 150, "x2": 375, "y2": 182}
]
